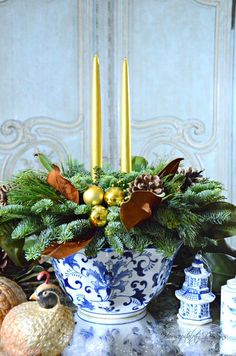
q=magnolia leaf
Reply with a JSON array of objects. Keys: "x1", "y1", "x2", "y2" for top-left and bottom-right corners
[
  {"x1": 202, "y1": 222, "x2": 236, "y2": 240},
  {"x1": 35, "y1": 153, "x2": 53, "y2": 172},
  {"x1": 120, "y1": 191, "x2": 162, "y2": 230},
  {"x1": 203, "y1": 238, "x2": 236, "y2": 258},
  {"x1": 43, "y1": 238, "x2": 93, "y2": 259},
  {"x1": 203, "y1": 252, "x2": 236, "y2": 293},
  {"x1": 47, "y1": 164, "x2": 79, "y2": 204},
  {"x1": 0, "y1": 235, "x2": 26, "y2": 267},
  {"x1": 158, "y1": 158, "x2": 183, "y2": 177},
  {"x1": 132, "y1": 156, "x2": 148, "y2": 172}
]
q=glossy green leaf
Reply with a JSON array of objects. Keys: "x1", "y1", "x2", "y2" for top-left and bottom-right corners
[
  {"x1": 203, "y1": 252, "x2": 236, "y2": 293},
  {"x1": 0, "y1": 235, "x2": 26, "y2": 267},
  {"x1": 35, "y1": 153, "x2": 53, "y2": 172},
  {"x1": 132, "y1": 156, "x2": 148, "y2": 172}
]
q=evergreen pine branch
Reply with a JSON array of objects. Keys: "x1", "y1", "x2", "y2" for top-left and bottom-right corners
[
  {"x1": 154, "y1": 206, "x2": 182, "y2": 230},
  {"x1": 8, "y1": 170, "x2": 64, "y2": 206},
  {"x1": 25, "y1": 242, "x2": 45, "y2": 261},
  {"x1": 93, "y1": 167, "x2": 104, "y2": 183},
  {"x1": 85, "y1": 229, "x2": 106, "y2": 257},
  {"x1": 105, "y1": 221, "x2": 126, "y2": 238},
  {"x1": 0, "y1": 204, "x2": 30, "y2": 222},
  {"x1": 99, "y1": 176, "x2": 119, "y2": 190},
  {"x1": 51, "y1": 201, "x2": 78, "y2": 214},
  {"x1": 41, "y1": 215, "x2": 58, "y2": 227},
  {"x1": 107, "y1": 207, "x2": 120, "y2": 222},
  {"x1": 118, "y1": 232, "x2": 134, "y2": 250},
  {"x1": 132, "y1": 234, "x2": 151, "y2": 253},
  {"x1": 39, "y1": 227, "x2": 55, "y2": 246},
  {"x1": 55, "y1": 219, "x2": 92, "y2": 244},
  {"x1": 61, "y1": 157, "x2": 88, "y2": 178},
  {"x1": 199, "y1": 209, "x2": 231, "y2": 225},
  {"x1": 70, "y1": 174, "x2": 93, "y2": 192},
  {"x1": 107, "y1": 234, "x2": 124, "y2": 254},
  {"x1": 55, "y1": 224, "x2": 74, "y2": 243},
  {"x1": 31, "y1": 199, "x2": 54, "y2": 214},
  {"x1": 11, "y1": 218, "x2": 42, "y2": 240},
  {"x1": 74, "y1": 204, "x2": 91, "y2": 216},
  {"x1": 152, "y1": 234, "x2": 180, "y2": 257}
]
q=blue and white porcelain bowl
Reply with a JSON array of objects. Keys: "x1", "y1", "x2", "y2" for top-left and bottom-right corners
[{"x1": 52, "y1": 247, "x2": 175, "y2": 323}]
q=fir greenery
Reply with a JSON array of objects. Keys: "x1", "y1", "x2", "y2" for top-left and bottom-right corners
[{"x1": 1, "y1": 155, "x2": 236, "y2": 264}]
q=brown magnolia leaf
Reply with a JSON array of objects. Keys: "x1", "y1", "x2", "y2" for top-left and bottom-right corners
[
  {"x1": 43, "y1": 238, "x2": 93, "y2": 259},
  {"x1": 120, "y1": 190, "x2": 162, "y2": 230},
  {"x1": 47, "y1": 164, "x2": 79, "y2": 204},
  {"x1": 158, "y1": 158, "x2": 183, "y2": 177}
]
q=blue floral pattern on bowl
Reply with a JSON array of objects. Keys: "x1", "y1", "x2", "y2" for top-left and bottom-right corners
[{"x1": 52, "y1": 247, "x2": 175, "y2": 321}]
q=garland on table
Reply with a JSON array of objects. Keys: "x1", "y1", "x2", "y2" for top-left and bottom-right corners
[{"x1": 0, "y1": 154, "x2": 236, "y2": 264}]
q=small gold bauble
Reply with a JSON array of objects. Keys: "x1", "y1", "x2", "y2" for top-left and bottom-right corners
[
  {"x1": 90, "y1": 205, "x2": 108, "y2": 227},
  {"x1": 104, "y1": 187, "x2": 125, "y2": 206},
  {"x1": 83, "y1": 185, "x2": 104, "y2": 206}
]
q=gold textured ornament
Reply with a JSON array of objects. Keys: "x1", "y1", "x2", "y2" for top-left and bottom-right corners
[
  {"x1": 104, "y1": 187, "x2": 125, "y2": 206},
  {"x1": 0, "y1": 272, "x2": 74, "y2": 356},
  {"x1": 83, "y1": 185, "x2": 104, "y2": 206},
  {"x1": 90, "y1": 205, "x2": 108, "y2": 227},
  {"x1": 0, "y1": 277, "x2": 27, "y2": 326}
]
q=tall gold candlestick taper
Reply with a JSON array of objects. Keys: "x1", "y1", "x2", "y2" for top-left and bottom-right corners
[
  {"x1": 91, "y1": 55, "x2": 102, "y2": 179},
  {"x1": 120, "y1": 58, "x2": 132, "y2": 173}
]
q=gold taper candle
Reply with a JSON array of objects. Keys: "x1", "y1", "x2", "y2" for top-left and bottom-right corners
[
  {"x1": 120, "y1": 58, "x2": 131, "y2": 173},
  {"x1": 91, "y1": 55, "x2": 102, "y2": 179}
]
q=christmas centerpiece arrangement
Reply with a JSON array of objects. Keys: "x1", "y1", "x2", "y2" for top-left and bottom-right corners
[{"x1": 1, "y1": 56, "x2": 236, "y2": 322}]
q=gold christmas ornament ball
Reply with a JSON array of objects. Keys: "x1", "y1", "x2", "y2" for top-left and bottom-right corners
[
  {"x1": 0, "y1": 277, "x2": 27, "y2": 326},
  {"x1": 104, "y1": 187, "x2": 125, "y2": 206},
  {"x1": 83, "y1": 185, "x2": 104, "y2": 206},
  {"x1": 90, "y1": 205, "x2": 108, "y2": 227}
]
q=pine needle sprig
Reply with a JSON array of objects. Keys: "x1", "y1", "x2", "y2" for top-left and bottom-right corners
[
  {"x1": 71, "y1": 174, "x2": 93, "y2": 192},
  {"x1": 51, "y1": 201, "x2": 78, "y2": 214},
  {"x1": 107, "y1": 206, "x2": 120, "y2": 222},
  {"x1": 25, "y1": 242, "x2": 45, "y2": 261},
  {"x1": 85, "y1": 229, "x2": 106, "y2": 257},
  {"x1": 0, "y1": 204, "x2": 30, "y2": 222},
  {"x1": 107, "y1": 234, "x2": 124, "y2": 255},
  {"x1": 199, "y1": 209, "x2": 231, "y2": 225},
  {"x1": 8, "y1": 170, "x2": 64, "y2": 206},
  {"x1": 152, "y1": 234, "x2": 180, "y2": 257},
  {"x1": 74, "y1": 204, "x2": 91, "y2": 216},
  {"x1": 41, "y1": 215, "x2": 58, "y2": 228},
  {"x1": 31, "y1": 199, "x2": 54, "y2": 214},
  {"x1": 11, "y1": 218, "x2": 42, "y2": 240},
  {"x1": 61, "y1": 157, "x2": 88, "y2": 178}
]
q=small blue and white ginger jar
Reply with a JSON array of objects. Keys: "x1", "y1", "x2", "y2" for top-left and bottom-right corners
[
  {"x1": 52, "y1": 247, "x2": 176, "y2": 323},
  {"x1": 221, "y1": 276, "x2": 236, "y2": 338},
  {"x1": 175, "y1": 254, "x2": 215, "y2": 325}
]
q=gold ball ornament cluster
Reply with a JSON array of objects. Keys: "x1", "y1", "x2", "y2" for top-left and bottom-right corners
[
  {"x1": 104, "y1": 187, "x2": 125, "y2": 206},
  {"x1": 90, "y1": 205, "x2": 108, "y2": 227},
  {"x1": 83, "y1": 185, "x2": 104, "y2": 206}
]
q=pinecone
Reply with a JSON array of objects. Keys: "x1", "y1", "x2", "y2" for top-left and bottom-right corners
[
  {"x1": 0, "y1": 185, "x2": 9, "y2": 206},
  {"x1": 0, "y1": 249, "x2": 9, "y2": 272},
  {"x1": 179, "y1": 167, "x2": 203, "y2": 191},
  {"x1": 128, "y1": 174, "x2": 165, "y2": 197}
]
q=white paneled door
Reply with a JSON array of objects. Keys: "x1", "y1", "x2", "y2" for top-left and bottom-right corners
[{"x1": 0, "y1": 0, "x2": 235, "y2": 204}]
